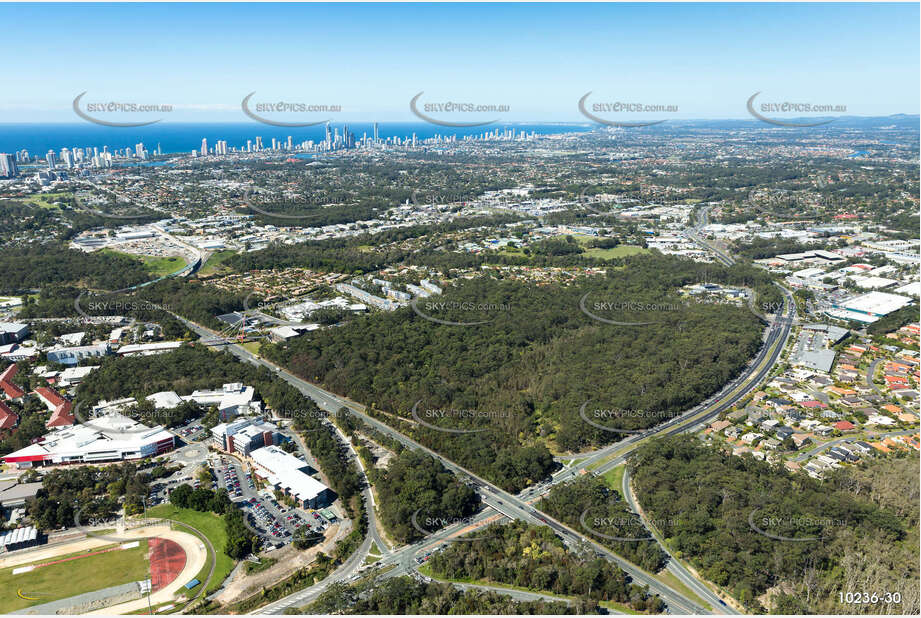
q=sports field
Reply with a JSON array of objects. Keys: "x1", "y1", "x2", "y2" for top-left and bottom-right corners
[
  {"x1": 0, "y1": 540, "x2": 150, "y2": 613},
  {"x1": 146, "y1": 504, "x2": 234, "y2": 597}
]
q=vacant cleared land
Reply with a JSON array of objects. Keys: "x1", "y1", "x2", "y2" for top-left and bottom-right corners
[{"x1": 198, "y1": 250, "x2": 237, "y2": 276}]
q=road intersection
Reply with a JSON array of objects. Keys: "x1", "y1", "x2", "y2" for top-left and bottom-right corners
[{"x1": 170, "y1": 221, "x2": 796, "y2": 615}]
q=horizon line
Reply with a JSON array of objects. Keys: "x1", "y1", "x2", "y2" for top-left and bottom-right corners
[{"x1": 0, "y1": 113, "x2": 919, "y2": 126}]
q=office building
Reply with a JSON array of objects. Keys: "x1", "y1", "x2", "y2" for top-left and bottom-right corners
[
  {"x1": 828, "y1": 291, "x2": 915, "y2": 324},
  {"x1": 250, "y1": 445, "x2": 332, "y2": 509},
  {"x1": 34, "y1": 387, "x2": 75, "y2": 428},
  {"x1": 0, "y1": 364, "x2": 25, "y2": 400},
  {"x1": 0, "y1": 400, "x2": 18, "y2": 430},
  {"x1": 210, "y1": 417, "x2": 281, "y2": 455},
  {"x1": 420, "y1": 279, "x2": 443, "y2": 295},
  {"x1": 0, "y1": 323, "x2": 29, "y2": 345},
  {"x1": 184, "y1": 382, "x2": 260, "y2": 419},
  {"x1": 46, "y1": 343, "x2": 110, "y2": 366}
]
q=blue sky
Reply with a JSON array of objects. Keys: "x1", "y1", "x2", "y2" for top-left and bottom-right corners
[{"x1": 1, "y1": 2, "x2": 918, "y2": 122}]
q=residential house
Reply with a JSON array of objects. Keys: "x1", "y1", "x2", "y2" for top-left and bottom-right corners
[{"x1": 775, "y1": 425, "x2": 795, "y2": 440}]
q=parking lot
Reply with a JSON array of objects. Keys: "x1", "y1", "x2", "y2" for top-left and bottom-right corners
[
  {"x1": 148, "y1": 468, "x2": 200, "y2": 506},
  {"x1": 174, "y1": 420, "x2": 207, "y2": 443},
  {"x1": 213, "y1": 457, "x2": 331, "y2": 547},
  {"x1": 146, "y1": 452, "x2": 336, "y2": 551}
]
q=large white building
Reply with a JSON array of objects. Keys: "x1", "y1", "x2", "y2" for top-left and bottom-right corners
[
  {"x1": 116, "y1": 341, "x2": 183, "y2": 356},
  {"x1": 250, "y1": 445, "x2": 331, "y2": 509},
  {"x1": 187, "y1": 383, "x2": 259, "y2": 419},
  {"x1": 210, "y1": 417, "x2": 281, "y2": 455},
  {"x1": 46, "y1": 343, "x2": 110, "y2": 366},
  {"x1": 146, "y1": 383, "x2": 261, "y2": 420},
  {"x1": 829, "y1": 291, "x2": 914, "y2": 324},
  {"x1": 0, "y1": 323, "x2": 29, "y2": 345},
  {"x1": 2, "y1": 413, "x2": 175, "y2": 468}
]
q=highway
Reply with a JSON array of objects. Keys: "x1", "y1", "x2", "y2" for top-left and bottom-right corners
[
  {"x1": 169, "y1": 218, "x2": 795, "y2": 615},
  {"x1": 174, "y1": 314, "x2": 709, "y2": 614}
]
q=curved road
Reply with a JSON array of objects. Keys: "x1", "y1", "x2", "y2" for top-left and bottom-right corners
[
  {"x1": 622, "y1": 468, "x2": 737, "y2": 613},
  {"x1": 172, "y1": 313, "x2": 707, "y2": 614},
  {"x1": 168, "y1": 217, "x2": 795, "y2": 615}
]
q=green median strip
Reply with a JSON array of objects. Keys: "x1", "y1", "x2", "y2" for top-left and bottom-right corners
[
  {"x1": 599, "y1": 465, "x2": 625, "y2": 497},
  {"x1": 653, "y1": 570, "x2": 712, "y2": 613}
]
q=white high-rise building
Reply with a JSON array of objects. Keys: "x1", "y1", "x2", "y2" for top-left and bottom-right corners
[{"x1": 0, "y1": 153, "x2": 17, "y2": 178}]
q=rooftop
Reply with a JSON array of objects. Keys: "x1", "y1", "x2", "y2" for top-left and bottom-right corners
[{"x1": 250, "y1": 445, "x2": 328, "y2": 501}]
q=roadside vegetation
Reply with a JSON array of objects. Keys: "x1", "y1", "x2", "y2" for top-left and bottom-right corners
[{"x1": 628, "y1": 436, "x2": 918, "y2": 614}]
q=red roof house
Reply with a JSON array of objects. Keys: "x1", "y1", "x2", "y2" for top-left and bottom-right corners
[
  {"x1": 834, "y1": 421, "x2": 855, "y2": 431},
  {"x1": 0, "y1": 364, "x2": 25, "y2": 399},
  {"x1": 35, "y1": 387, "x2": 75, "y2": 428},
  {"x1": 0, "y1": 400, "x2": 18, "y2": 430}
]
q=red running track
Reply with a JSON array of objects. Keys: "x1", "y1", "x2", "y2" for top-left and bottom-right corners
[{"x1": 148, "y1": 538, "x2": 186, "y2": 592}]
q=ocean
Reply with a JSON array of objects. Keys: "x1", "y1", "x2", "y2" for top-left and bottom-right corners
[{"x1": 0, "y1": 122, "x2": 594, "y2": 158}]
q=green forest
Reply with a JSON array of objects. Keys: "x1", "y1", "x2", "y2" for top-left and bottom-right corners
[
  {"x1": 225, "y1": 215, "x2": 522, "y2": 274},
  {"x1": 371, "y1": 449, "x2": 480, "y2": 543},
  {"x1": 25, "y1": 462, "x2": 174, "y2": 530},
  {"x1": 0, "y1": 244, "x2": 152, "y2": 293},
  {"x1": 18, "y1": 279, "x2": 249, "y2": 332},
  {"x1": 305, "y1": 576, "x2": 578, "y2": 615},
  {"x1": 263, "y1": 253, "x2": 766, "y2": 492},
  {"x1": 628, "y1": 436, "x2": 918, "y2": 614},
  {"x1": 0, "y1": 197, "x2": 160, "y2": 245},
  {"x1": 537, "y1": 476, "x2": 668, "y2": 573},
  {"x1": 168, "y1": 483, "x2": 259, "y2": 559},
  {"x1": 427, "y1": 520, "x2": 665, "y2": 613}
]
